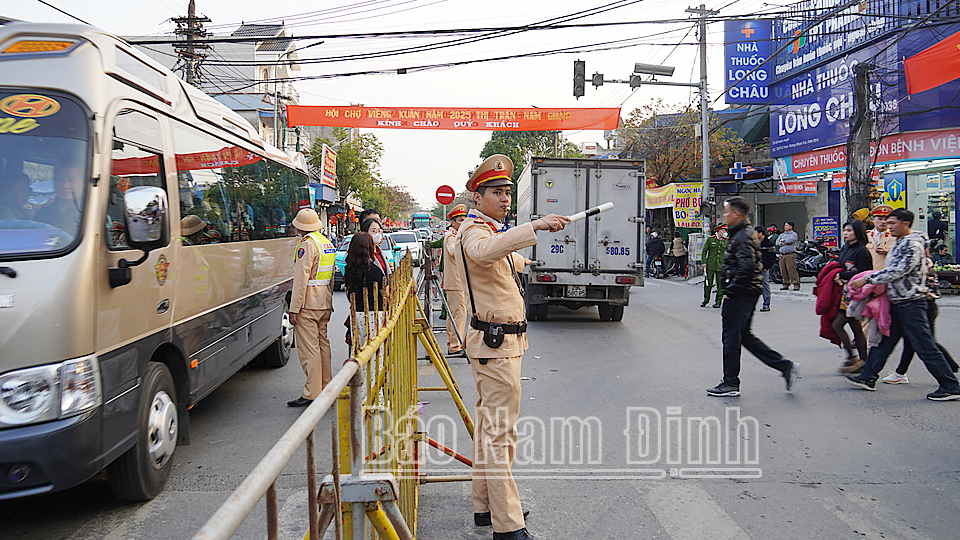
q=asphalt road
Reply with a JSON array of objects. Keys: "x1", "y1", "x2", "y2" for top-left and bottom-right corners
[{"x1": 2, "y1": 278, "x2": 959, "y2": 540}]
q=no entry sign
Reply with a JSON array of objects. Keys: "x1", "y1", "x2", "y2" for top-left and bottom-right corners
[{"x1": 436, "y1": 185, "x2": 455, "y2": 205}]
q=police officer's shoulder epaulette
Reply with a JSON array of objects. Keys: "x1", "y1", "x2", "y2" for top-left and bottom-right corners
[{"x1": 473, "y1": 218, "x2": 485, "y2": 224}]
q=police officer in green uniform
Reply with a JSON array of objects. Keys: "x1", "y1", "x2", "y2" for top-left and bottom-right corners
[{"x1": 701, "y1": 224, "x2": 727, "y2": 308}]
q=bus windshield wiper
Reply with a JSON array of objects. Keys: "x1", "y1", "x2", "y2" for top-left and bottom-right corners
[{"x1": 0, "y1": 267, "x2": 17, "y2": 278}]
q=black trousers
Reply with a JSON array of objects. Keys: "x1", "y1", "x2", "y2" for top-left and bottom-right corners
[
  {"x1": 895, "y1": 299, "x2": 959, "y2": 374},
  {"x1": 721, "y1": 295, "x2": 792, "y2": 386}
]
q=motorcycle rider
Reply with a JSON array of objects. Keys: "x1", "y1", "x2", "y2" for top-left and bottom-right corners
[{"x1": 645, "y1": 231, "x2": 666, "y2": 278}]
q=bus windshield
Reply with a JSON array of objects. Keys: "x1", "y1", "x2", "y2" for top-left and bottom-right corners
[{"x1": 0, "y1": 91, "x2": 89, "y2": 259}]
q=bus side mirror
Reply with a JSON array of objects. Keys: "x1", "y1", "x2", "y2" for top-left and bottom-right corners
[
  {"x1": 109, "y1": 186, "x2": 169, "y2": 288},
  {"x1": 393, "y1": 246, "x2": 402, "y2": 252},
  {"x1": 124, "y1": 186, "x2": 169, "y2": 250}
]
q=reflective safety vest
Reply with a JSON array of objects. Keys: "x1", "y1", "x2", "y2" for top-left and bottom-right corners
[{"x1": 295, "y1": 231, "x2": 336, "y2": 286}]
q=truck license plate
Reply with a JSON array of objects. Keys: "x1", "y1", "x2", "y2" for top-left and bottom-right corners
[{"x1": 567, "y1": 285, "x2": 586, "y2": 297}]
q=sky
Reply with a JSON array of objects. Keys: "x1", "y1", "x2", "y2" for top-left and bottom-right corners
[{"x1": 5, "y1": 0, "x2": 774, "y2": 207}]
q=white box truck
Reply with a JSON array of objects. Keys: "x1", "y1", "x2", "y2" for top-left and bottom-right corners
[{"x1": 516, "y1": 157, "x2": 645, "y2": 322}]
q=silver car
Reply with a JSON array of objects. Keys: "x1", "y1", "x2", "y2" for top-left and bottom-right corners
[{"x1": 388, "y1": 231, "x2": 424, "y2": 266}]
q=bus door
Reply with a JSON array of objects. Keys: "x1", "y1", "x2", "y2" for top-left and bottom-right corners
[{"x1": 96, "y1": 106, "x2": 177, "y2": 451}]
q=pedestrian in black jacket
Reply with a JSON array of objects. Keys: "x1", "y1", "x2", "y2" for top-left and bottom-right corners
[
  {"x1": 708, "y1": 197, "x2": 799, "y2": 397},
  {"x1": 832, "y1": 221, "x2": 872, "y2": 373},
  {"x1": 755, "y1": 226, "x2": 776, "y2": 311}
]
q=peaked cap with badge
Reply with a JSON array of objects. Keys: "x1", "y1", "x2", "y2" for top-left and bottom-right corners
[
  {"x1": 466, "y1": 154, "x2": 514, "y2": 192},
  {"x1": 870, "y1": 204, "x2": 894, "y2": 217},
  {"x1": 447, "y1": 203, "x2": 468, "y2": 220}
]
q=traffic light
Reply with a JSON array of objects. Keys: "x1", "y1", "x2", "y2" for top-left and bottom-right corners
[
  {"x1": 573, "y1": 60, "x2": 585, "y2": 98},
  {"x1": 592, "y1": 73, "x2": 604, "y2": 87}
]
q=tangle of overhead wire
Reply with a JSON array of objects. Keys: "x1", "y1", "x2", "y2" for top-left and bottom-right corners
[
  {"x1": 207, "y1": 27, "x2": 705, "y2": 93},
  {"x1": 203, "y1": 0, "x2": 447, "y2": 32},
  {"x1": 34, "y1": 0, "x2": 92, "y2": 25}
]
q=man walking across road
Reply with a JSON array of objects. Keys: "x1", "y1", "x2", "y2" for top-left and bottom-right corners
[
  {"x1": 458, "y1": 154, "x2": 569, "y2": 540},
  {"x1": 707, "y1": 197, "x2": 799, "y2": 397},
  {"x1": 287, "y1": 208, "x2": 336, "y2": 407},
  {"x1": 701, "y1": 225, "x2": 727, "y2": 308},
  {"x1": 846, "y1": 209, "x2": 960, "y2": 401},
  {"x1": 777, "y1": 221, "x2": 800, "y2": 290},
  {"x1": 755, "y1": 226, "x2": 776, "y2": 311}
]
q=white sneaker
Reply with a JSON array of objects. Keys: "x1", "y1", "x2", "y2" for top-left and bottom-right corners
[{"x1": 882, "y1": 371, "x2": 909, "y2": 384}]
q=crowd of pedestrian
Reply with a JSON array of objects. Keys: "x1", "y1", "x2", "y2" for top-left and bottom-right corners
[{"x1": 696, "y1": 197, "x2": 958, "y2": 403}]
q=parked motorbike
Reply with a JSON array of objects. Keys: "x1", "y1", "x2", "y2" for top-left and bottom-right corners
[{"x1": 770, "y1": 240, "x2": 839, "y2": 284}]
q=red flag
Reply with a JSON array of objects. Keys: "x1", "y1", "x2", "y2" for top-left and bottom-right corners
[{"x1": 904, "y1": 28, "x2": 960, "y2": 95}]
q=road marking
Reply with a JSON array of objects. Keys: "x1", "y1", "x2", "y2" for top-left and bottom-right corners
[
  {"x1": 99, "y1": 499, "x2": 158, "y2": 540},
  {"x1": 642, "y1": 482, "x2": 750, "y2": 540},
  {"x1": 276, "y1": 489, "x2": 309, "y2": 539},
  {"x1": 819, "y1": 490, "x2": 932, "y2": 540}
]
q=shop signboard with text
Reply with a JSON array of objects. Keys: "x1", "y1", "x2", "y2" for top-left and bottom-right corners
[
  {"x1": 321, "y1": 144, "x2": 337, "y2": 189},
  {"x1": 769, "y1": 42, "x2": 899, "y2": 158},
  {"x1": 771, "y1": 0, "x2": 902, "y2": 82},
  {"x1": 724, "y1": 19, "x2": 772, "y2": 104},
  {"x1": 644, "y1": 182, "x2": 702, "y2": 227},
  {"x1": 777, "y1": 179, "x2": 818, "y2": 196},
  {"x1": 788, "y1": 127, "x2": 960, "y2": 175},
  {"x1": 813, "y1": 216, "x2": 840, "y2": 248}
]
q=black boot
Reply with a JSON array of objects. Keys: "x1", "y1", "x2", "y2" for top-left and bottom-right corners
[
  {"x1": 493, "y1": 529, "x2": 532, "y2": 540},
  {"x1": 475, "y1": 510, "x2": 530, "y2": 526}
]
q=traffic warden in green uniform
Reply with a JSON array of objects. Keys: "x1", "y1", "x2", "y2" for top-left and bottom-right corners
[
  {"x1": 702, "y1": 224, "x2": 728, "y2": 308},
  {"x1": 457, "y1": 154, "x2": 569, "y2": 540}
]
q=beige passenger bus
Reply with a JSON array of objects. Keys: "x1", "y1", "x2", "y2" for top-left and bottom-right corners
[{"x1": 0, "y1": 20, "x2": 306, "y2": 500}]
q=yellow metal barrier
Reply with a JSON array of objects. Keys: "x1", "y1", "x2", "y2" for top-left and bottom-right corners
[{"x1": 194, "y1": 254, "x2": 472, "y2": 540}]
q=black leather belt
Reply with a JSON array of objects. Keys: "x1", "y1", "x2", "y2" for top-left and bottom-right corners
[{"x1": 471, "y1": 316, "x2": 527, "y2": 335}]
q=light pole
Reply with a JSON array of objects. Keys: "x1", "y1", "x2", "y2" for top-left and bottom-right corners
[
  {"x1": 615, "y1": 64, "x2": 711, "y2": 231},
  {"x1": 686, "y1": 4, "x2": 719, "y2": 235}
]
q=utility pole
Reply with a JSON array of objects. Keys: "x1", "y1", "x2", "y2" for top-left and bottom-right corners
[
  {"x1": 172, "y1": 0, "x2": 210, "y2": 87},
  {"x1": 686, "y1": 4, "x2": 718, "y2": 234},
  {"x1": 845, "y1": 63, "x2": 875, "y2": 218}
]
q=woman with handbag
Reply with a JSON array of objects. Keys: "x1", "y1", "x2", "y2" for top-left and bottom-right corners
[{"x1": 344, "y1": 232, "x2": 389, "y2": 348}]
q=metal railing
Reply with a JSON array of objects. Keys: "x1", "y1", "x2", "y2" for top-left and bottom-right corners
[{"x1": 193, "y1": 254, "x2": 472, "y2": 540}]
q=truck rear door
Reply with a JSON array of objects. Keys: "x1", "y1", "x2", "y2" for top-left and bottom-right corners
[
  {"x1": 532, "y1": 162, "x2": 583, "y2": 271},
  {"x1": 587, "y1": 161, "x2": 643, "y2": 274}
]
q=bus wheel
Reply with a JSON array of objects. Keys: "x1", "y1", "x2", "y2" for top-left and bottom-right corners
[
  {"x1": 266, "y1": 307, "x2": 294, "y2": 368},
  {"x1": 109, "y1": 362, "x2": 178, "y2": 500}
]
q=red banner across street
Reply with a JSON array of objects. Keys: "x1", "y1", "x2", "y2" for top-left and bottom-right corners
[{"x1": 287, "y1": 105, "x2": 621, "y2": 131}]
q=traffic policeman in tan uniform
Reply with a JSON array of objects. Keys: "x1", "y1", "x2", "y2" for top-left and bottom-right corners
[
  {"x1": 287, "y1": 208, "x2": 336, "y2": 407},
  {"x1": 442, "y1": 204, "x2": 468, "y2": 356},
  {"x1": 457, "y1": 155, "x2": 569, "y2": 540},
  {"x1": 867, "y1": 204, "x2": 896, "y2": 270}
]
